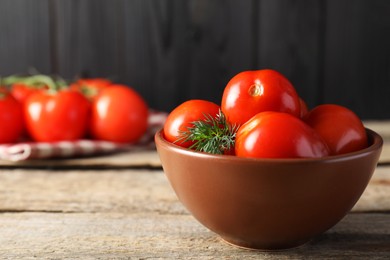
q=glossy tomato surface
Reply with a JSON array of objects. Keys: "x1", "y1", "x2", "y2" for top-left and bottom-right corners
[
  {"x1": 24, "y1": 89, "x2": 90, "y2": 142},
  {"x1": 0, "y1": 92, "x2": 24, "y2": 143},
  {"x1": 235, "y1": 112, "x2": 330, "y2": 159},
  {"x1": 221, "y1": 69, "x2": 301, "y2": 126},
  {"x1": 163, "y1": 100, "x2": 220, "y2": 148},
  {"x1": 90, "y1": 85, "x2": 148, "y2": 143},
  {"x1": 304, "y1": 104, "x2": 368, "y2": 155},
  {"x1": 299, "y1": 97, "x2": 309, "y2": 118}
]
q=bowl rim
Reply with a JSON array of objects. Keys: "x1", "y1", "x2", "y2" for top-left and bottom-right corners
[{"x1": 155, "y1": 128, "x2": 383, "y2": 164}]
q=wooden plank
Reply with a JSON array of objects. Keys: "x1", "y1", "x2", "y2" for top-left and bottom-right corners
[
  {"x1": 256, "y1": 0, "x2": 324, "y2": 109},
  {"x1": 184, "y1": 0, "x2": 256, "y2": 106},
  {"x1": 0, "y1": 149, "x2": 162, "y2": 169},
  {"x1": 0, "y1": 168, "x2": 389, "y2": 258},
  {"x1": 0, "y1": 211, "x2": 388, "y2": 258},
  {"x1": 365, "y1": 121, "x2": 390, "y2": 163},
  {"x1": 0, "y1": 169, "x2": 182, "y2": 214},
  {"x1": 0, "y1": 0, "x2": 51, "y2": 76},
  {"x1": 120, "y1": 0, "x2": 183, "y2": 109},
  {"x1": 365, "y1": 121, "x2": 390, "y2": 141},
  {"x1": 0, "y1": 167, "x2": 388, "y2": 257},
  {"x1": 121, "y1": 0, "x2": 255, "y2": 112},
  {"x1": 53, "y1": 0, "x2": 121, "y2": 80},
  {"x1": 0, "y1": 168, "x2": 389, "y2": 214},
  {"x1": 354, "y1": 166, "x2": 390, "y2": 212},
  {"x1": 323, "y1": 0, "x2": 390, "y2": 119}
]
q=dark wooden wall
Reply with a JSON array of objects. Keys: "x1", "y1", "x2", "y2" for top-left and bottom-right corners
[{"x1": 0, "y1": 0, "x2": 389, "y2": 119}]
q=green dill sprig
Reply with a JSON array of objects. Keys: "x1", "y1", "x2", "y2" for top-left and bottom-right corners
[{"x1": 177, "y1": 110, "x2": 239, "y2": 155}]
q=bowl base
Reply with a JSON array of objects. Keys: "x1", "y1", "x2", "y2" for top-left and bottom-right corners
[{"x1": 220, "y1": 236, "x2": 310, "y2": 252}]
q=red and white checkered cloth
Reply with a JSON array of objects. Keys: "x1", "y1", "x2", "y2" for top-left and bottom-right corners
[{"x1": 0, "y1": 110, "x2": 167, "y2": 161}]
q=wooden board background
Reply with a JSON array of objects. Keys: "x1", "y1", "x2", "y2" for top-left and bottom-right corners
[{"x1": 0, "y1": 0, "x2": 389, "y2": 119}]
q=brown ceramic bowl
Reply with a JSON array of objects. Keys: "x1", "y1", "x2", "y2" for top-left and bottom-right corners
[{"x1": 155, "y1": 129, "x2": 383, "y2": 250}]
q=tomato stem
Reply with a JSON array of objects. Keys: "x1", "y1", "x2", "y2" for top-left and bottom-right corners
[
  {"x1": 248, "y1": 83, "x2": 263, "y2": 97},
  {"x1": 23, "y1": 75, "x2": 57, "y2": 90},
  {"x1": 1, "y1": 74, "x2": 68, "y2": 92},
  {"x1": 1, "y1": 75, "x2": 27, "y2": 86}
]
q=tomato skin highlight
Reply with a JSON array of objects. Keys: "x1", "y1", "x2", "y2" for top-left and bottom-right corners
[
  {"x1": 299, "y1": 97, "x2": 309, "y2": 118},
  {"x1": 303, "y1": 104, "x2": 368, "y2": 155},
  {"x1": 90, "y1": 85, "x2": 149, "y2": 143},
  {"x1": 24, "y1": 90, "x2": 91, "y2": 142},
  {"x1": 235, "y1": 112, "x2": 330, "y2": 159},
  {"x1": 0, "y1": 92, "x2": 24, "y2": 143},
  {"x1": 163, "y1": 100, "x2": 220, "y2": 148},
  {"x1": 221, "y1": 69, "x2": 301, "y2": 126}
]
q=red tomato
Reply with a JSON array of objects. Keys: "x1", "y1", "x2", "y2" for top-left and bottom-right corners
[
  {"x1": 24, "y1": 89, "x2": 90, "y2": 142},
  {"x1": 11, "y1": 83, "x2": 47, "y2": 104},
  {"x1": 303, "y1": 104, "x2": 368, "y2": 155},
  {"x1": 299, "y1": 97, "x2": 309, "y2": 118},
  {"x1": 0, "y1": 92, "x2": 24, "y2": 143},
  {"x1": 221, "y1": 69, "x2": 301, "y2": 126},
  {"x1": 163, "y1": 100, "x2": 220, "y2": 148},
  {"x1": 90, "y1": 85, "x2": 149, "y2": 143},
  {"x1": 235, "y1": 112, "x2": 330, "y2": 159},
  {"x1": 70, "y1": 78, "x2": 112, "y2": 100}
]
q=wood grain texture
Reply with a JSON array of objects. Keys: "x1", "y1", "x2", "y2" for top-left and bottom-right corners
[
  {"x1": 0, "y1": 170, "x2": 183, "y2": 214},
  {"x1": 0, "y1": 0, "x2": 389, "y2": 117},
  {"x1": 0, "y1": 212, "x2": 388, "y2": 259},
  {"x1": 184, "y1": 0, "x2": 256, "y2": 106},
  {"x1": 0, "y1": 149, "x2": 162, "y2": 168},
  {"x1": 0, "y1": 169, "x2": 389, "y2": 258},
  {"x1": 0, "y1": 0, "x2": 51, "y2": 76},
  {"x1": 257, "y1": 0, "x2": 324, "y2": 109},
  {"x1": 120, "y1": 0, "x2": 190, "y2": 109},
  {"x1": 323, "y1": 0, "x2": 390, "y2": 119},
  {"x1": 0, "y1": 168, "x2": 388, "y2": 214},
  {"x1": 120, "y1": 0, "x2": 256, "y2": 111},
  {"x1": 53, "y1": 0, "x2": 121, "y2": 80},
  {"x1": 353, "y1": 166, "x2": 390, "y2": 212}
]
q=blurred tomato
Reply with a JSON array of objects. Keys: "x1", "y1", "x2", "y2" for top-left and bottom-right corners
[
  {"x1": 163, "y1": 100, "x2": 220, "y2": 148},
  {"x1": 0, "y1": 86, "x2": 8, "y2": 93},
  {"x1": 90, "y1": 85, "x2": 149, "y2": 143},
  {"x1": 304, "y1": 104, "x2": 368, "y2": 155},
  {"x1": 24, "y1": 89, "x2": 90, "y2": 142},
  {"x1": 235, "y1": 111, "x2": 330, "y2": 159},
  {"x1": 299, "y1": 97, "x2": 309, "y2": 118},
  {"x1": 0, "y1": 91, "x2": 24, "y2": 143},
  {"x1": 11, "y1": 83, "x2": 48, "y2": 104},
  {"x1": 70, "y1": 78, "x2": 112, "y2": 100},
  {"x1": 221, "y1": 69, "x2": 301, "y2": 126}
]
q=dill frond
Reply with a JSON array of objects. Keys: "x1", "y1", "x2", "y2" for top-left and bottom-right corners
[{"x1": 177, "y1": 110, "x2": 239, "y2": 155}]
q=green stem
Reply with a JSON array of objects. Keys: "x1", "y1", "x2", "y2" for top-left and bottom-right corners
[
  {"x1": 1, "y1": 75, "x2": 28, "y2": 86},
  {"x1": 22, "y1": 75, "x2": 58, "y2": 90},
  {"x1": 1, "y1": 74, "x2": 67, "y2": 92}
]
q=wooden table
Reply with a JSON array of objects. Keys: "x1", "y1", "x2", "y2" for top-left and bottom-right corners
[{"x1": 0, "y1": 122, "x2": 389, "y2": 259}]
